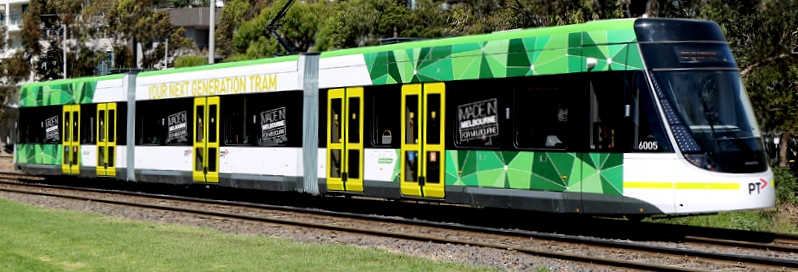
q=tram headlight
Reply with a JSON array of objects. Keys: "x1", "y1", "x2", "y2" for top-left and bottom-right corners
[{"x1": 684, "y1": 153, "x2": 718, "y2": 172}]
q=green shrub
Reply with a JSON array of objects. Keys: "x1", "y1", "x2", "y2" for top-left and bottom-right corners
[
  {"x1": 773, "y1": 166, "x2": 798, "y2": 205},
  {"x1": 174, "y1": 55, "x2": 208, "y2": 68}
]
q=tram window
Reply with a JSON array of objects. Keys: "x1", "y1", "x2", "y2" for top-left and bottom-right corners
[
  {"x1": 17, "y1": 108, "x2": 40, "y2": 143},
  {"x1": 115, "y1": 103, "x2": 128, "y2": 144},
  {"x1": 208, "y1": 105, "x2": 218, "y2": 143},
  {"x1": 72, "y1": 111, "x2": 79, "y2": 143},
  {"x1": 348, "y1": 97, "x2": 360, "y2": 144},
  {"x1": 629, "y1": 72, "x2": 673, "y2": 153},
  {"x1": 250, "y1": 91, "x2": 301, "y2": 147},
  {"x1": 80, "y1": 104, "x2": 96, "y2": 144},
  {"x1": 108, "y1": 110, "x2": 115, "y2": 142},
  {"x1": 43, "y1": 108, "x2": 61, "y2": 144},
  {"x1": 17, "y1": 107, "x2": 57, "y2": 144},
  {"x1": 331, "y1": 98, "x2": 342, "y2": 144},
  {"x1": 370, "y1": 88, "x2": 400, "y2": 147},
  {"x1": 453, "y1": 84, "x2": 502, "y2": 148},
  {"x1": 98, "y1": 109, "x2": 105, "y2": 142},
  {"x1": 514, "y1": 80, "x2": 573, "y2": 149},
  {"x1": 164, "y1": 100, "x2": 191, "y2": 146},
  {"x1": 223, "y1": 96, "x2": 250, "y2": 145},
  {"x1": 137, "y1": 100, "x2": 166, "y2": 146},
  {"x1": 589, "y1": 73, "x2": 627, "y2": 151},
  {"x1": 405, "y1": 95, "x2": 419, "y2": 145},
  {"x1": 426, "y1": 94, "x2": 441, "y2": 145}
]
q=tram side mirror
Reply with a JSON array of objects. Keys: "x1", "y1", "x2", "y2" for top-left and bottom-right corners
[{"x1": 624, "y1": 104, "x2": 631, "y2": 117}]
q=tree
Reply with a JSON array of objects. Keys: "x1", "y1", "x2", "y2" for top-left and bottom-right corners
[
  {"x1": 216, "y1": 0, "x2": 257, "y2": 58},
  {"x1": 230, "y1": 0, "x2": 330, "y2": 60},
  {"x1": 101, "y1": 0, "x2": 193, "y2": 69}
]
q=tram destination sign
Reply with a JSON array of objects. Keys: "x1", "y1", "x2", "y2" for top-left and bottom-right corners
[{"x1": 458, "y1": 98, "x2": 499, "y2": 141}]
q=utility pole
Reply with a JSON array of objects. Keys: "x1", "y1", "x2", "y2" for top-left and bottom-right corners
[
  {"x1": 208, "y1": 0, "x2": 215, "y2": 64},
  {"x1": 164, "y1": 38, "x2": 168, "y2": 69},
  {"x1": 63, "y1": 25, "x2": 67, "y2": 79}
]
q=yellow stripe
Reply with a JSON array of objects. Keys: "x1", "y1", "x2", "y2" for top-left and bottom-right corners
[
  {"x1": 624, "y1": 182, "x2": 673, "y2": 189},
  {"x1": 624, "y1": 182, "x2": 740, "y2": 190}
]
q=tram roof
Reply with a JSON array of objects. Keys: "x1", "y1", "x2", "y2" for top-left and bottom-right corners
[{"x1": 20, "y1": 18, "x2": 719, "y2": 88}]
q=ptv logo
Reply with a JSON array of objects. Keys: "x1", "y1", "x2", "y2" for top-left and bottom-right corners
[{"x1": 748, "y1": 178, "x2": 768, "y2": 195}]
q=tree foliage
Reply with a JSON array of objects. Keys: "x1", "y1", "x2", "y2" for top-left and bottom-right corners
[{"x1": 175, "y1": 55, "x2": 208, "y2": 68}]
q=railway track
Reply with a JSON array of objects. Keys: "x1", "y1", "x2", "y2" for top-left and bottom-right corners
[{"x1": 0, "y1": 173, "x2": 796, "y2": 271}]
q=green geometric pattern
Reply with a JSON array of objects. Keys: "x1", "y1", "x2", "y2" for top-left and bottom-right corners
[
  {"x1": 15, "y1": 144, "x2": 62, "y2": 165},
  {"x1": 445, "y1": 150, "x2": 623, "y2": 196},
  {"x1": 20, "y1": 81, "x2": 98, "y2": 107},
  {"x1": 364, "y1": 29, "x2": 643, "y2": 84}
]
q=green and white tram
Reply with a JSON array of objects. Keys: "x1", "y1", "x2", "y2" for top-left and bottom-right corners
[{"x1": 12, "y1": 18, "x2": 774, "y2": 216}]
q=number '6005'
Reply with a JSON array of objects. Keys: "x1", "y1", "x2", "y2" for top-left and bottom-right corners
[{"x1": 638, "y1": 141, "x2": 658, "y2": 151}]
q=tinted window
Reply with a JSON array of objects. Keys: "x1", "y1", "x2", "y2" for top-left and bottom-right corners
[
  {"x1": 589, "y1": 72, "x2": 627, "y2": 152},
  {"x1": 369, "y1": 86, "x2": 400, "y2": 148},
  {"x1": 628, "y1": 71, "x2": 673, "y2": 153},
  {"x1": 514, "y1": 75, "x2": 584, "y2": 150},
  {"x1": 249, "y1": 91, "x2": 302, "y2": 147},
  {"x1": 453, "y1": 80, "x2": 505, "y2": 148},
  {"x1": 223, "y1": 95, "x2": 251, "y2": 145}
]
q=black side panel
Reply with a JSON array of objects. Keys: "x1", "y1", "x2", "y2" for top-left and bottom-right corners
[
  {"x1": 218, "y1": 174, "x2": 299, "y2": 192},
  {"x1": 136, "y1": 170, "x2": 193, "y2": 184}
]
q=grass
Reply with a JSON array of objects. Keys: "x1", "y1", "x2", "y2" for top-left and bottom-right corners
[
  {"x1": 0, "y1": 198, "x2": 497, "y2": 272},
  {"x1": 643, "y1": 207, "x2": 798, "y2": 234}
]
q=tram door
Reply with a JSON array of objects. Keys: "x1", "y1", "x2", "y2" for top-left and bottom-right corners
[
  {"x1": 326, "y1": 87, "x2": 364, "y2": 192},
  {"x1": 61, "y1": 105, "x2": 81, "y2": 175},
  {"x1": 192, "y1": 96, "x2": 220, "y2": 183},
  {"x1": 400, "y1": 83, "x2": 445, "y2": 198},
  {"x1": 96, "y1": 103, "x2": 117, "y2": 177}
]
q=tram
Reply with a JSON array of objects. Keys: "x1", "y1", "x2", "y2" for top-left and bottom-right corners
[{"x1": 10, "y1": 18, "x2": 775, "y2": 216}]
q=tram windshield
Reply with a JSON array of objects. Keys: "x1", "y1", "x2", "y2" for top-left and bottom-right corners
[{"x1": 653, "y1": 70, "x2": 767, "y2": 173}]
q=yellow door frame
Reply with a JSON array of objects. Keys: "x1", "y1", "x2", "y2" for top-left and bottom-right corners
[
  {"x1": 96, "y1": 103, "x2": 118, "y2": 177},
  {"x1": 106, "y1": 103, "x2": 117, "y2": 177},
  {"x1": 326, "y1": 88, "x2": 364, "y2": 192},
  {"x1": 421, "y1": 83, "x2": 445, "y2": 198},
  {"x1": 327, "y1": 89, "x2": 345, "y2": 191},
  {"x1": 400, "y1": 83, "x2": 446, "y2": 199},
  {"x1": 344, "y1": 87, "x2": 364, "y2": 192},
  {"x1": 61, "y1": 105, "x2": 81, "y2": 175},
  {"x1": 192, "y1": 97, "x2": 207, "y2": 182},
  {"x1": 400, "y1": 85, "x2": 422, "y2": 196},
  {"x1": 192, "y1": 97, "x2": 220, "y2": 183},
  {"x1": 96, "y1": 104, "x2": 107, "y2": 176},
  {"x1": 206, "y1": 96, "x2": 220, "y2": 183}
]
